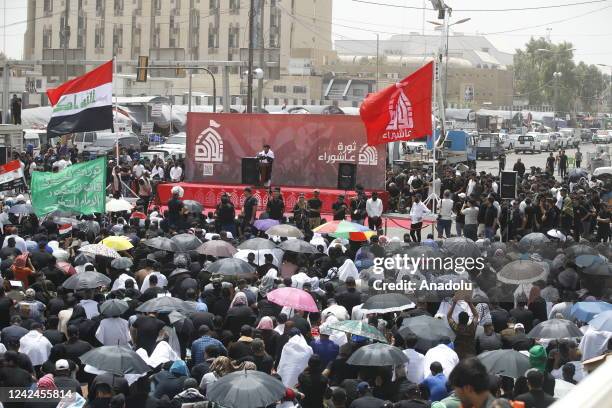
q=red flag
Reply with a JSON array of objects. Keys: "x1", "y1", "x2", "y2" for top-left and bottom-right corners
[{"x1": 359, "y1": 61, "x2": 433, "y2": 146}]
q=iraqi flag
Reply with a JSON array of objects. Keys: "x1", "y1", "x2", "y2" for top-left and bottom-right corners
[
  {"x1": 46, "y1": 60, "x2": 113, "y2": 137},
  {"x1": 359, "y1": 61, "x2": 433, "y2": 146}
]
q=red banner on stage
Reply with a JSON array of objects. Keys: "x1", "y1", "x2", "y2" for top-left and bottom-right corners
[
  {"x1": 185, "y1": 114, "x2": 386, "y2": 190},
  {"x1": 360, "y1": 62, "x2": 433, "y2": 146}
]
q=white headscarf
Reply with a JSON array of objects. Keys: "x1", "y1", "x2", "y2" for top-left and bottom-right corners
[{"x1": 338, "y1": 259, "x2": 359, "y2": 282}]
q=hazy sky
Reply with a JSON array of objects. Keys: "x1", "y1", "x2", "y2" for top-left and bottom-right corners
[{"x1": 1, "y1": 0, "x2": 611, "y2": 69}]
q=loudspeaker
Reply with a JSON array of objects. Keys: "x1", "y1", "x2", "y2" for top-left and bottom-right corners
[
  {"x1": 337, "y1": 163, "x2": 357, "y2": 190},
  {"x1": 241, "y1": 157, "x2": 259, "y2": 185},
  {"x1": 0, "y1": 147, "x2": 7, "y2": 166},
  {"x1": 500, "y1": 171, "x2": 517, "y2": 200}
]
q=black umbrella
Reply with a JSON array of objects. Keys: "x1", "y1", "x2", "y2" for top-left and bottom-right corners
[
  {"x1": 518, "y1": 233, "x2": 550, "y2": 253},
  {"x1": 399, "y1": 315, "x2": 456, "y2": 351},
  {"x1": 237, "y1": 238, "x2": 277, "y2": 251},
  {"x1": 100, "y1": 299, "x2": 130, "y2": 317},
  {"x1": 110, "y1": 257, "x2": 133, "y2": 270},
  {"x1": 566, "y1": 244, "x2": 599, "y2": 260},
  {"x1": 361, "y1": 293, "x2": 415, "y2": 314},
  {"x1": 442, "y1": 237, "x2": 481, "y2": 259},
  {"x1": 207, "y1": 258, "x2": 256, "y2": 276},
  {"x1": 171, "y1": 233, "x2": 203, "y2": 251},
  {"x1": 477, "y1": 350, "x2": 530, "y2": 378},
  {"x1": 136, "y1": 296, "x2": 196, "y2": 314},
  {"x1": 183, "y1": 200, "x2": 203, "y2": 213},
  {"x1": 145, "y1": 237, "x2": 180, "y2": 252},
  {"x1": 527, "y1": 319, "x2": 583, "y2": 339},
  {"x1": 497, "y1": 260, "x2": 547, "y2": 284},
  {"x1": 582, "y1": 260, "x2": 612, "y2": 276},
  {"x1": 347, "y1": 343, "x2": 408, "y2": 366},
  {"x1": 62, "y1": 272, "x2": 112, "y2": 290},
  {"x1": 278, "y1": 239, "x2": 319, "y2": 254},
  {"x1": 207, "y1": 370, "x2": 286, "y2": 408},
  {"x1": 568, "y1": 168, "x2": 588, "y2": 183},
  {"x1": 80, "y1": 345, "x2": 150, "y2": 375}
]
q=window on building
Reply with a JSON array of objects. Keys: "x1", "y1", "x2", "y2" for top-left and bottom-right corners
[
  {"x1": 353, "y1": 88, "x2": 364, "y2": 97},
  {"x1": 43, "y1": 27, "x2": 52, "y2": 49},
  {"x1": 228, "y1": 24, "x2": 239, "y2": 49},
  {"x1": 44, "y1": 0, "x2": 53, "y2": 13},
  {"x1": 273, "y1": 85, "x2": 287, "y2": 93},
  {"x1": 153, "y1": 24, "x2": 160, "y2": 48},
  {"x1": 209, "y1": 0, "x2": 219, "y2": 10},
  {"x1": 208, "y1": 23, "x2": 218, "y2": 48},
  {"x1": 229, "y1": 0, "x2": 240, "y2": 13},
  {"x1": 95, "y1": 26, "x2": 104, "y2": 49},
  {"x1": 293, "y1": 86, "x2": 307, "y2": 94},
  {"x1": 114, "y1": 0, "x2": 124, "y2": 16},
  {"x1": 96, "y1": 0, "x2": 104, "y2": 16},
  {"x1": 113, "y1": 25, "x2": 123, "y2": 51}
]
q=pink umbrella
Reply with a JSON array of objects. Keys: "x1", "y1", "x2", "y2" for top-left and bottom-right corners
[
  {"x1": 266, "y1": 287, "x2": 319, "y2": 312},
  {"x1": 57, "y1": 261, "x2": 76, "y2": 276}
]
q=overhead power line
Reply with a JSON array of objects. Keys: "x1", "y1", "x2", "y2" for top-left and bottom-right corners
[{"x1": 352, "y1": 0, "x2": 609, "y2": 12}]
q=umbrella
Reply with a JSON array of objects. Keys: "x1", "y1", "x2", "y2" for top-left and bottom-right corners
[
  {"x1": 278, "y1": 239, "x2": 319, "y2": 254},
  {"x1": 566, "y1": 244, "x2": 599, "y2": 260},
  {"x1": 105, "y1": 198, "x2": 133, "y2": 213},
  {"x1": 313, "y1": 220, "x2": 376, "y2": 240},
  {"x1": 361, "y1": 293, "x2": 415, "y2": 314},
  {"x1": 52, "y1": 216, "x2": 80, "y2": 226},
  {"x1": 171, "y1": 233, "x2": 203, "y2": 251},
  {"x1": 582, "y1": 261, "x2": 612, "y2": 276},
  {"x1": 497, "y1": 260, "x2": 547, "y2": 284},
  {"x1": 206, "y1": 258, "x2": 255, "y2": 276},
  {"x1": 80, "y1": 345, "x2": 150, "y2": 375},
  {"x1": 326, "y1": 320, "x2": 387, "y2": 343},
  {"x1": 56, "y1": 261, "x2": 76, "y2": 276},
  {"x1": 101, "y1": 236, "x2": 134, "y2": 251},
  {"x1": 399, "y1": 315, "x2": 456, "y2": 349},
  {"x1": 546, "y1": 229, "x2": 566, "y2": 241},
  {"x1": 347, "y1": 343, "x2": 408, "y2": 366},
  {"x1": 62, "y1": 271, "x2": 112, "y2": 290},
  {"x1": 237, "y1": 238, "x2": 277, "y2": 251},
  {"x1": 183, "y1": 200, "x2": 203, "y2": 213},
  {"x1": 9, "y1": 204, "x2": 34, "y2": 215},
  {"x1": 136, "y1": 296, "x2": 196, "y2": 314},
  {"x1": 588, "y1": 310, "x2": 612, "y2": 332},
  {"x1": 110, "y1": 257, "x2": 133, "y2": 270},
  {"x1": 527, "y1": 319, "x2": 583, "y2": 339},
  {"x1": 254, "y1": 219, "x2": 280, "y2": 232},
  {"x1": 568, "y1": 168, "x2": 588, "y2": 183},
  {"x1": 207, "y1": 370, "x2": 286, "y2": 408},
  {"x1": 477, "y1": 350, "x2": 530, "y2": 378},
  {"x1": 570, "y1": 302, "x2": 612, "y2": 322},
  {"x1": 442, "y1": 237, "x2": 481, "y2": 259},
  {"x1": 145, "y1": 237, "x2": 180, "y2": 252},
  {"x1": 78, "y1": 244, "x2": 122, "y2": 259},
  {"x1": 100, "y1": 299, "x2": 130, "y2": 317},
  {"x1": 575, "y1": 254, "x2": 603, "y2": 268},
  {"x1": 265, "y1": 224, "x2": 303, "y2": 238},
  {"x1": 197, "y1": 240, "x2": 237, "y2": 257},
  {"x1": 518, "y1": 233, "x2": 550, "y2": 252},
  {"x1": 266, "y1": 287, "x2": 319, "y2": 312}
]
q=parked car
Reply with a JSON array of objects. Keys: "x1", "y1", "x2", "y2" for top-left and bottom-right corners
[
  {"x1": 501, "y1": 133, "x2": 520, "y2": 150},
  {"x1": 476, "y1": 133, "x2": 504, "y2": 159},
  {"x1": 83, "y1": 134, "x2": 141, "y2": 157},
  {"x1": 580, "y1": 129, "x2": 592, "y2": 143},
  {"x1": 536, "y1": 133, "x2": 557, "y2": 151},
  {"x1": 155, "y1": 132, "x2": 186, "y2": 157},
  {"x1": 516, "y1": 134, "x2": 537, "y2": 154},
  {"x1": 593, "y1": 130, "x2": 612, "y2": 144}
]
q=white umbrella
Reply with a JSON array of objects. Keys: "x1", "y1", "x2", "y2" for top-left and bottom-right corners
[
  {"x1": 106, "y1": 198, "x2": 133, "y2": 213},
  {"x1": 547, "y1": 229, "x2": 567, "y2": 241}
]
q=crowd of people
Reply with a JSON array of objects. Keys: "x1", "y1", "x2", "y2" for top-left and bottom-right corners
[{"x1": 0, "y1": 139, "x2": 608, "y2": 408}]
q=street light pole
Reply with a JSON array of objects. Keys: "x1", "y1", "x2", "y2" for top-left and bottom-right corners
[{"x1": 553, "y1": 71, "x2": 562, "y2": 121}]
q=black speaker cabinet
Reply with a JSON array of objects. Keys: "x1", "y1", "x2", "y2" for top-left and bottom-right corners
[
  {"x1": 0, "y1": 147, "x2": 8, "y2": 166},
  {"x1": 500, "y1": 171, "x2": 517, "y2": 200},
  {"x1": 337, "y1": 163, "x2": 357, "y2": 191}
]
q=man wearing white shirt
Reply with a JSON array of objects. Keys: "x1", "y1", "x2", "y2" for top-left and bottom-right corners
[
  {"x1": 151, "y1": 162, "x2": 165, "y2": 180},
  {"x1": 437, "y1": 190, "x2": 454, "y2": 239},
  {"x1": 257, "y1": 144, "x2": 275, "y2": 186},
  {"x1": 403, "y1": 335, "x2": 426, "y2": 383},
  {"x1": 19, "y1": 323, "x2": 52, "y2": 367},
  {"x1": 466, "y1": 175, "x2": 476, "y2": 197},
  {"x1": 409, "y1": 193, "x2": 430, "y2": 243},
  {"x1": 169, "y1": 163, "x2": 183, "y2": 182},
  {"x1": 53, "y1": 156, "x2": 71, "y2": 171},
  {"x1": 132, "y1": 160, "x2": 145, "y2": 178},
  {"x1": 96, "y1": 316, "x2": 132, "y2": 346},
  {"x1": 366, "y1": 192, "x2": 383, "y2": 231}
]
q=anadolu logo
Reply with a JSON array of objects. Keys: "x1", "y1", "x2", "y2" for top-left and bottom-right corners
[
  {"x1": 358, "y1": 144, "x2": 378, "y2": 166},
  {"x1": 195, "y1": 119, "x2": 224, "y2": 162}
]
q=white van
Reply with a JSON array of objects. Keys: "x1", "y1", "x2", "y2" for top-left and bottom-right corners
[
  {"x1": 73, "y1": 131, "x2": 98, "y2": 152},
  {"x1": 23, "y1": 129, "x2": 46, "y2": 156}
]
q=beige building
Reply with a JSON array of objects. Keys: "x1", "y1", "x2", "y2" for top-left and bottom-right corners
[{"x1": 23, "y1": 0, "x2": 333, "y2": 106}]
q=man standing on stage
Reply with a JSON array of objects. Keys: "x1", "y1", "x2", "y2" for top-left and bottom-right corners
[
  {"x1": 350, "y1": 187, "x2": 367, "y2": 225},
  {"x1": 257, "y1": 144, "x2": 275, "y2": 187},
  {"x1": 242, "y1": 187, "x2": 258, "y2": 235},
  {"x1": 267, "y1": 187, "x2": 285, "y2": 221},
  {"x1": 366, "y1": 192, "x2": 383, "y2": 231},
  {"x1": 332, "y1": 195, "x2": 348, "y2": 221},
  {"x1": 307, "y1": 190, "x2": 323, "y2": 229}
]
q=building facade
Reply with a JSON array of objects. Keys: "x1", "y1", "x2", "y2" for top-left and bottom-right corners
[{"x1": 23, "y1": 0, "x2": 333, "y2": 106}]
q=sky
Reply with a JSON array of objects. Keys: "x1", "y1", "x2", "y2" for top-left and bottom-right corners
[{"x1": 1, "y1": 0, "x2": 611, "y2": 70}]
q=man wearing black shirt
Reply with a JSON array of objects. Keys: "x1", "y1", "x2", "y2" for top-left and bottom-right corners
[
  {"x1": 542, "y1": 199, "x2": 559, "y2": 231},
  {"x1": 30, "y1": 241, "x2": 55, "y2": 270},
  {"x1": 167, "y1": 190, "x2": 184, "y2": 230},
  {"x1": 0, "y1": 237, "x2": 21, "y2": 259},
  {"x1": 513, "y1": 158, "x2": 526, "y2": 178},
  {"x1": 350, "y1": 189, "x2": 367, "y2": 225},
  {"x1": 0, "y1": 288, "x2": 12, "y2": 329},
  {"x1": 483, "y1": 197, "x2": 498, "y2": 240},
  {"x1": 266, "y1": 188, "x2": 285, "y2": 221},
  {"x1": 559, "y1": 150, "x2": 568, "y2": 178},
  {"x1": 335, "y1": 278, "x2": 362, "y2": 316},
  {"x1": 332, "y1": 195, "x2": 348, "y2": 221},
  {"x1": 307, "y1": 190, "x2": 323, "y2": 229},
  {"x1": 132, "y1": 313, "x2": 165, "y2": 355},
  {"x1": 545, "y1": 153, "x2": 556, "y2": 175},
  {"x1": 242, "y1": 187, "x2": 258, "y2": 235},
  {"x1": 216, "y1": 194, "x2": 236, "y2": 236}
]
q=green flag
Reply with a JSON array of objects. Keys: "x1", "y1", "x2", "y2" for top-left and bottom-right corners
[{"x1": 31, "y1": 157, "x2": 107, "y2": 216}]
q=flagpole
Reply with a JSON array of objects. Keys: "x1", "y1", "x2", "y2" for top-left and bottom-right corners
[
  {"x1": 432, "y1": 58, "x2": 437, "y2": 216},
  {"x1": 113, "y1": 56, "x2": 119, "y2": 165}
]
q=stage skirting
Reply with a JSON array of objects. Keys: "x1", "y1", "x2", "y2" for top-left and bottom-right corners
[{"x1": 156, "y1": 182, "x2": 388, "y2": 214}]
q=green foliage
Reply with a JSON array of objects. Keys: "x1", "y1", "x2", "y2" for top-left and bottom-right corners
[{"x1": 513, "y1": 38, "x2": 608, "y2": 114}]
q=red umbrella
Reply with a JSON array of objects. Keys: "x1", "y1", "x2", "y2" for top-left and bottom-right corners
[
  {"x1": 267, "y1": 287, "x2": 319, "y2": 312},
  {"x1": 57, "y1": 261, "x2": 76, "y2": 276}
]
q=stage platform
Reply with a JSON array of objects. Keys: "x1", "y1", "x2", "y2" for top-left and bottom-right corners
[{"x1": 156, "y1": 182, "x2": 389, "y2": 213}]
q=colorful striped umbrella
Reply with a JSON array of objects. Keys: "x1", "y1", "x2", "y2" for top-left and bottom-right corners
[{"x1": 313, "y1": 220, "x2": 376, "y2": 240}]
